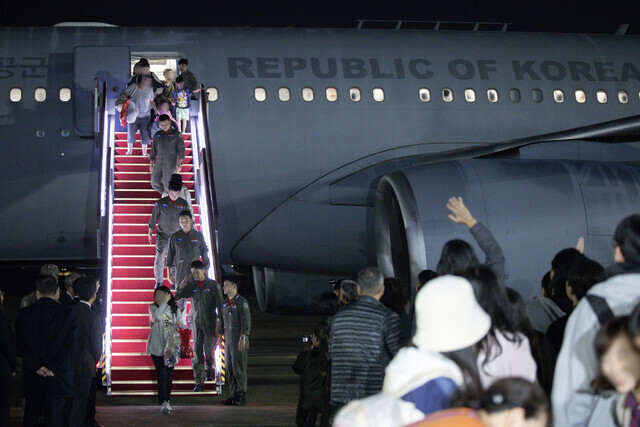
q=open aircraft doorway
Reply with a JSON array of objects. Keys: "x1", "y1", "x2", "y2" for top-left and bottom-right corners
[{"x1": 130, "y1": 53, "x2": 182, "y2": 78}]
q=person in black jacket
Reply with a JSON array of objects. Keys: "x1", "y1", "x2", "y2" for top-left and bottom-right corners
[
  {"x1": 16, "y1": 276, "x2": 76, "y2": 427},
  {"x1": 293, "y1": 336, "x2": 323, "y2": 427},
  {"x1": 437, "y1": 197, "x2": 506, "y2": 283},
  {"x1": 68, "y1": 277, "x2": 102, "y2": 427},
  {"x1": 59, "y1": 272, "x2": 83, "y2": 307},
  {"x1": 0, "y1": 289, "x2": 16, "y2": 427}
]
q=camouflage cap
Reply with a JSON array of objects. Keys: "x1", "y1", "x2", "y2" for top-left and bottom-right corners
[{"x1": 39, "y1": 263, "x2": 60, "y2": 280}]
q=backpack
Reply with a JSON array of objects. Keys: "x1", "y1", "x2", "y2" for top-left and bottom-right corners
[{"x1": 585, "y1": 294, "x2": 615, "y2": 325}]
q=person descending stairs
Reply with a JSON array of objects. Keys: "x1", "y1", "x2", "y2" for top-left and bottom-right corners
[{"x1": 109, "y1": 130, "x2": 219, "y2": 396}]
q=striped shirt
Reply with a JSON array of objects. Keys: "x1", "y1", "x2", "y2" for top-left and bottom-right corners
[{"x1": 330, "y1": 295, "x2": 402, "y2": 406}]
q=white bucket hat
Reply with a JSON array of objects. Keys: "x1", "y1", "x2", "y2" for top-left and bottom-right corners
[
  {"x1": 126, "y1": 100, "x2": 139, "y2": 124},
  {"x1": 413, "y1": 275, "x2": 491, "y2": 352}
]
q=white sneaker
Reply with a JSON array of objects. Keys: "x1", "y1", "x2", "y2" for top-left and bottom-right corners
[
  {"x1": 125, "y1": 149, "x2": 132, "y2": 155},
  {"x1": 160, "y1": 401, "x2": 170, "y2": 414},
  {"x1": 166, "y1": 401, "x2": 172, "y2": 412}
]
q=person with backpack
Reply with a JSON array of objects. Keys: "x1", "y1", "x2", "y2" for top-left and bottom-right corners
[
  {"x1": 415, "y1": 378, "x2": 550, "y2": 427},
  {"x1": 552, "y1": 214, "x2": 640, "y2": 426}
]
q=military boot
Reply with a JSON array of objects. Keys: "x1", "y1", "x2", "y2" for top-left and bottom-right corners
[
  {"x1": 221, "y1": 393, "x2": 236, "y2": 405},
  {"x1": 233, "y1": 391, "x2": 246, "y2": 406}
]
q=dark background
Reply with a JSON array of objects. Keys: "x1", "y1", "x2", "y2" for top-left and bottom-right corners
[{"x1": 2, "y1": 0, "x2": 640, "y2": 34}]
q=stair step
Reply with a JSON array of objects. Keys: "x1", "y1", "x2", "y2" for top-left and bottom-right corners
[
  {"x1": 115, "y1": 172, "x2": 194, "y2": 181},
  {"x1": 115, "y1": 140, "x2": 192, "y2": 148},
  {"x1": 111, "y1": 314, "x2": 151, "y2": 327},
  {"x1": 112, "y1": 301, "x2": 190, "y2": 315},
  {"x1": 114, "y1": 224, "x2": 200, "y2": 235},
  {"x1": 112, "y1": 353, "x2": 195, "y2": 367},
  {"x1": 112, "y1": 266, "x2": 156, "y2": 278},
  {"x1": 114, "y1": 204, "x2": 200, "y2": 214},
  {"x1": 112, "y1": 278, "x2": 169, "y2": 289},
  {"x1": 112, "y1": 255, "x2": 155, "y2": 267},
  {"x1": 115, "y1": 214, "x2": 200, "y2": 226},
  {"x1": 115, "y1": 147, "x2": 192, "y2": 156},
  {"x1": 111, "y1": 368, "x2": 214, "y2": 382},
  {"x1": 113, "y1": 245, "x2": 156, "y2": 256},
  {"x1": 114, "y1": 180, "x2": 195, "y2": 190},
  {"x1": 115, "y1": 155, "x2": 192, "y2": 165},
  {"x1": 112, "y1": 290, "x2": 154, "y2": 301},
  {"x1": 115, "y1": 163, "x2": 194, "y2": 173},
  {"x1": 112, "y1": 326, "x2": 151, "y2": 340},
  {"x1": 115, "y1": 189, "x2": 195, "y2": 199},
  {"x1": 113, "y1": 235, "x2": 154, "y2": 245},
  {"x1": 115, "y1": 132, "x2": 191, "y2": 141}
]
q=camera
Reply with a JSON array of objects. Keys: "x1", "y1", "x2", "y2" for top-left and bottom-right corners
[{"x1": 301, "y1": 334, "x2": 314, "y2": 343}]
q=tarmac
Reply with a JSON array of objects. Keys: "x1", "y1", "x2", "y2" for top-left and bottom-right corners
[{"x1": 6, "y1": 286, "x2": 320, "y2": 427}]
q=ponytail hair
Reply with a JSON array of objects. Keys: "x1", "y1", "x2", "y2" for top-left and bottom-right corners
[
  {"x1": 154, "y1": 286, "x2": 179, "y2": 314},
  {"x1": 452, "y1": 377, "x2": 549, "y2": 420}
]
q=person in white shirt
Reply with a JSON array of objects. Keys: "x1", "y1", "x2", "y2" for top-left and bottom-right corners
[{"x1": 465, "y1": 265, "x2": 537, "y2": 388}]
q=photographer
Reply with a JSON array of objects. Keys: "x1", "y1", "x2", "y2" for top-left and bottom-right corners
[{"x1": 292, "y1": 333, "x2": 323, "y2": 427}]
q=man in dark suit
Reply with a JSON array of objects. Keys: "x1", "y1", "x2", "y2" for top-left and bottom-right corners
[
  {"x1": 16, "y1": 275, "x2": 76, "y2": 427},
  {"x1": 59, "y1": 272, "x2": 83, "y2": 307},
  {"x1": 0, "y1": 289, "x2": 17, "y2": 427},
  {"x1": 68, "y1": 277, "x2": 102, "y2": 427}
]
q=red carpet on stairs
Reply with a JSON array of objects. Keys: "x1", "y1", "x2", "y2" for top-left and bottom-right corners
[{"x1": 109, "y1": 131, "x2": 218, "y2": 396}]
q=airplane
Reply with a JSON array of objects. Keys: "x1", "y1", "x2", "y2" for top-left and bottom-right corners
[{"x1": 2, "y1": 24, "x2": 640, "y2": 315}]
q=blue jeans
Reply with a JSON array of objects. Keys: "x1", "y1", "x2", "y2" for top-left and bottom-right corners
[{"x1": 127, "y1": 115, "x2": 151, "y2": 145}]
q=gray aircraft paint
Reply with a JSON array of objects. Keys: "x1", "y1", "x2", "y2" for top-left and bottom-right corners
[{"x1": 1, "y1": 27, "x2": 640, "y2": 308}]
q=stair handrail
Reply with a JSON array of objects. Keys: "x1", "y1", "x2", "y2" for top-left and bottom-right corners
[{"x1": 198, "y1": 85, "x2": 222, "y2": 283}]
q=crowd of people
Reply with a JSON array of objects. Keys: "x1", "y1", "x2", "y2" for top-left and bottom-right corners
[
  {"x1": 0, "y1": 264, "x2": 103, "y2": 427},
  {"x1": 292, "y1": 197, "x2": 640, "y2": 426},
  {"x1": 0, "y1": 260, "x2": 250, "y2": 425}
]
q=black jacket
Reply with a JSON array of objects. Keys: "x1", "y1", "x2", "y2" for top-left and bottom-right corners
[
  {"x1": 16, "y1": 297, "x2": 76, "y2": 398},
  {"x1": 71, "y1": 302, "x2": 103, "y2": 379},
  {"x1": 59, "y1": 292, "x2": 79, "y2": 307},
  {"x1": 292, "y1": 349, "x2": 323, "y2": 412},
  {"x1": 0, "y1": 309, "x2": 16, "y2": 377}
]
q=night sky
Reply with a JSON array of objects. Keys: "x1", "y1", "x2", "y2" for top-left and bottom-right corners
[{"x1": 3, "y1": 0, "x2": 640, "y2": 34}]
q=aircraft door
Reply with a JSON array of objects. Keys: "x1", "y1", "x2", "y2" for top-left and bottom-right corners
[{"x1": 73, "y1": 46, "x2": 130, "y2": 136}]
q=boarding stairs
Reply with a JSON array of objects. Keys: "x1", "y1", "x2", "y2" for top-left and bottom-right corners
[{"x1": 97, "y1": 83, "x2": 223, "y2": 397}]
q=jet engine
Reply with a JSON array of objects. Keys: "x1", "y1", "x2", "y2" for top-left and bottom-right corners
[{"x1": 375, "y1": 159, "x2": 640, "y2": 301}]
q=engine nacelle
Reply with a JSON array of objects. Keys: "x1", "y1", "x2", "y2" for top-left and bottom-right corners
[
  {"x1": 253, "y1": 266, "x2": 340, "y2": 314},
  {"x1": 375, "y1": 159, "x2": 640, "y2": 301}
]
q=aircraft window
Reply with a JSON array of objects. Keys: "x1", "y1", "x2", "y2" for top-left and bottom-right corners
[
  {"x1": 553, "y1": 90, "x2": 564, "y2": 103},
  {"x1": 326, "y1": 87, "x2": 338, "y2": 102},
  {"x1": 531, "y1": 89, "x2": 543, "y2": 103},
  {"x1": 206, "y1": 87, "x2": 218, "y2": 102},
  {"x1": 373, "y1": 88, "x2": 384, "y2": 102},
  {"x1": 302, "y1": 87, "x2": 314, "y2": 102},
  {"x1": 509, "y1": 89, "x2": 521, "y2": 103},
  {"x1": 349, "y1": 88, "x2": 361, "y2": 102},
  {"x1": 442, "y1": 88, "x2": 454, "y2": 102},
  {"x1": 34, "y1": 88, "x2": 46, "y2": 102},
  {"x1": 618, "y1": 90, "x2": 629, "y2": 104},
  {"x1": 254, "y1": 87, "x2": 266, "y2": 102},
  {"x1": 278, "y1": 87, "x2": 290, "y2": 102},
  {"x1": 59, "y1": 88, "x2": 71, "y2": 102},
  {"x1": 464, "y1": 89, "x2": 476, "y2": 103},
  {"x1": 487, "y1": 89, "x2": 499, "y2": 103},
  {"x1": 575, "y1": 90, "x2": 586, "y2": 104},
  {"x1": 596, "y1": 90, "x2": 608, "y2": 103},
  {"x1": 419, "y1": 88, "x2": 430, "y2": 102},
  {"x1": 9, "y1": 88, "x2": 21, "y2": 102}
]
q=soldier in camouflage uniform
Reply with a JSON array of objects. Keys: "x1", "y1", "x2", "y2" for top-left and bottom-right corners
[
  {"x1": 220, "y1": 279, "x2": 251, "y2": 406},
  {"x1": 21, "y1": 263, "x2": 59, "y2": 308},
  {"x1": 174, "y1": 260, "x2": 224, "y2": 392}
]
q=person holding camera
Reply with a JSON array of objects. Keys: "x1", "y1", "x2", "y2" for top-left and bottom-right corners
[{"x1": 293, "y1": 333, "x2": 323, "y2": 427}]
